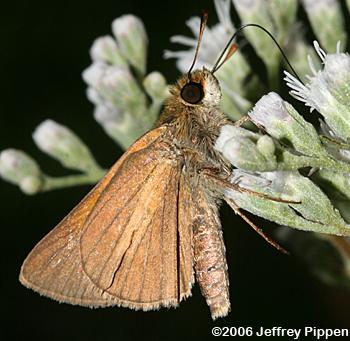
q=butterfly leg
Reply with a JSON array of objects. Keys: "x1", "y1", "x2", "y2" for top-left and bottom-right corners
[
  {"x1": 233, "y1": 115, "x2": 250, "y2": 127},
  {"x1": 199, "y1": 169, "x2": 289, "y2": 254},
  {"x1": 225, "y1": 198, "x2": 288, "y2": 254},
  {"x1": 200, "y1": 169, "x2": 300, "y2": 204}
]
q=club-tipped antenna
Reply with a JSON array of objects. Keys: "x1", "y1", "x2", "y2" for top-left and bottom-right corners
[
  {"x1": 211, "y1": 23, "x2": 304, "y2": 85},
  {"x1": 187, "y1": 10, "x2": 209, "y2": 80}
]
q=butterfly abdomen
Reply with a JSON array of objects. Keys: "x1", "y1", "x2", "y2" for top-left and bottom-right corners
[{"x1": 192, "y1": 186, "x2": 230, "y2": 320}]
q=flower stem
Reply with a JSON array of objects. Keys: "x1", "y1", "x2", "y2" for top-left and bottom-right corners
[
  {"x1": 279, "y1": 151, "x2": 350, "y2": 173},
  {"x1": 41, "y1": 168, "x2": 106, "y2": 192}
]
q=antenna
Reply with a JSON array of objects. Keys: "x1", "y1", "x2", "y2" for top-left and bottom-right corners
[
  {"x1": 187, "y1": 10, "x2": 209, "y2": 80},
  {"x1": 211, "y1": 23, "x2": 304, "y2": 85}
]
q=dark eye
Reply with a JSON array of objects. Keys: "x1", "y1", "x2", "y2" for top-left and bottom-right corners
[{"x1": 180, "y1": 82, "x2": 204, "y2": 104}]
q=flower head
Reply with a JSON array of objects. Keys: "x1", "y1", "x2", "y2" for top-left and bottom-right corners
[
  {"x1": 301, "y1": 0, "x2": 347, "y2": 52},
  {"x1": 143, "y1": 71, "x2": 168, "y2": 103},
  {"x1": 0, "y1": 149, "x2": 42, "y2": 195},
  {"x1": 214, "y1": 125, "x2": 277, "y2": 171},
  {"x1": 284, "y1": 41, "x2": 350, "y2": 141},
  {"x1": 82, "y1": 15, "x2": 162, "y2": 149},
  {"x1": 225, "y1": 170, "x2": 350, "y2": 236},
  {"x1": 112, "y1": 15, "x2": 148, "y2": 75},
  {"x1": 33, "y1": 120, "x2": 100, "y2": 173},
  {"x1": 248, "y1": 92, "x2": 326, "y2": 157},
  {"x1": 90, "y1": 36, "x2": 127, "y2": 67}
]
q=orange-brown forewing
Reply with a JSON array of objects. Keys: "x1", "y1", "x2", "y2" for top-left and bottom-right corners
[{"x1": 20, "y1": 125, "x2": 195, "y2": 310}]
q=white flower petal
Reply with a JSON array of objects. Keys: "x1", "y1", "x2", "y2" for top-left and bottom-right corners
[
  {"x1": 185, "y1": 17, "x2": 201, "y2": 37},
  {"x1": 165, "y1": 2, "x2": 235, "y2": 71},
  {"x1": 214, "y1": 0, "x2": 234, "y2": 30},
  {"x1": 313, "y1": 40, "x2": 326, "y2": 62},
  {"x1": 170, "y1": 35, "x2": 197, "y2": 46},
  {"x1": 307, "y1": 54, "x2": 318, "y2": 76}
]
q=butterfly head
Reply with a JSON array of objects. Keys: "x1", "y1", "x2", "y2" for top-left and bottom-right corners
[{"x1": 170, "y1": 68, "x2": 221, "y2": 108}]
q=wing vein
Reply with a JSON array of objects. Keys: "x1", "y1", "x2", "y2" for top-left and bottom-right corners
[
  {"x1": 118, "y1": 200, "x2": 162, "y2": 300},
  {"x1": 160, "y1": 180, "x2": 166, "y2": 303},
  {"x1": 82, "y1": 163, "x2": 159, "y2": 267},
  {"x1": 176, "y1": 172, "x2": 181, "y2": 302},
  {"x1": 137, "y1": 208, "x2": 155, "y2": 302}
]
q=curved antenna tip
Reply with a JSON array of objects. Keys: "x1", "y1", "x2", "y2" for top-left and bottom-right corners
[
  {"x1": 187, "y1": 11, "x2": 209, "y2": 79},
  {"x1": 211, "y1": 23, "x2": 304, "y2": 85}
]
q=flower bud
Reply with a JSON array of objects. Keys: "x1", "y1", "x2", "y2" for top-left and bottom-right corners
[
  {"x1": 19, "y1": 176, "x2": 42, "y2": 195},
  {"x1": 112, "y1": 15, "x2": 148, "y2": 75},
  {"x1": 90, "y1": 35, "x2": 127, "y2": 67},
  {"x1": 93, "y1": 103, "x2": 120, "y2": 125},
  {"x1": 301, "y1": 0, "x2": 346, "y2": 52},
  {"x1": 82, "y1": 62, "x2": 107, "y2": 91},
  {"x1": 256, "y1": 135, "x2": 275, "y2": 159},
  {"x1": 215, "y1": 125, "x2": 277, "y2": 171},
  {"x1": 0, "y1": 149, "x2": 42, "y2": 194},
  {"x1": 143, "y1": 71, "x2": 168, "y2": 102},
  {"x1": 267, "y1": 0, "x2": 297, "y2": 40},
  {"x1": 248, "y1": 92, "x2": 326, "y2": 157},
  {"x1": 103, "y1": 67, "x2": 147, "y2": 121},
  {"x1": 86, "y1": 87, "x2": 102, "y2": 106},
  {"x1": 84, "y1": 64, "x2": 147, "y2": 124},
  {"x1": 32, "y1": 120, "x2": 100, "y2": 173}
]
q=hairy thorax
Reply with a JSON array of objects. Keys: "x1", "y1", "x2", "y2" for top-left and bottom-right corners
[
  {"x1": 157, "y1": 105, "x2": 232, "y2": 202},
  {"x1": 165, "y1": 109, "x2": 229, "y2": 167}
]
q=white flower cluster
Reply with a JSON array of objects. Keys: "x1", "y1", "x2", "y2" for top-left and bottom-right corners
[
  {"x1": 0, "y1": 120, "x2": 105, "y2": 194},
  {"x1": 285, "y1": 41, "x2": 350, "y2": 142},
  {"x1": 0, "y1": 14, "x2": 167, "y2": 194},
  {"x1": 215, "y1": 41, "x2": 350, "y2": 237},
  {"x1": 83, "y1": 15, "x2": 167, "y2": 149}
]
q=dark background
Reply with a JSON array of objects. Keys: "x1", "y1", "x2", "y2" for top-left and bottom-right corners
[{"x1": 1, "y1": 0, "x2": 350, "y2": 340}]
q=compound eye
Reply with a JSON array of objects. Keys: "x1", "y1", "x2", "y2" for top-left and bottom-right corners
[{"x1": 180, "y1": 82, "x2": 204, "y2": 104}]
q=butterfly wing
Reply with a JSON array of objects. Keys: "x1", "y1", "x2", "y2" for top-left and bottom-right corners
[{"x1": 20, "y1": 125, "x2": 195, "y2": 310}]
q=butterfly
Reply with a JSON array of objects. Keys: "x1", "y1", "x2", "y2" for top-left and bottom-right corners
[{"x1": 19, "y1": 12, "x2": 292, "y2": 320}]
